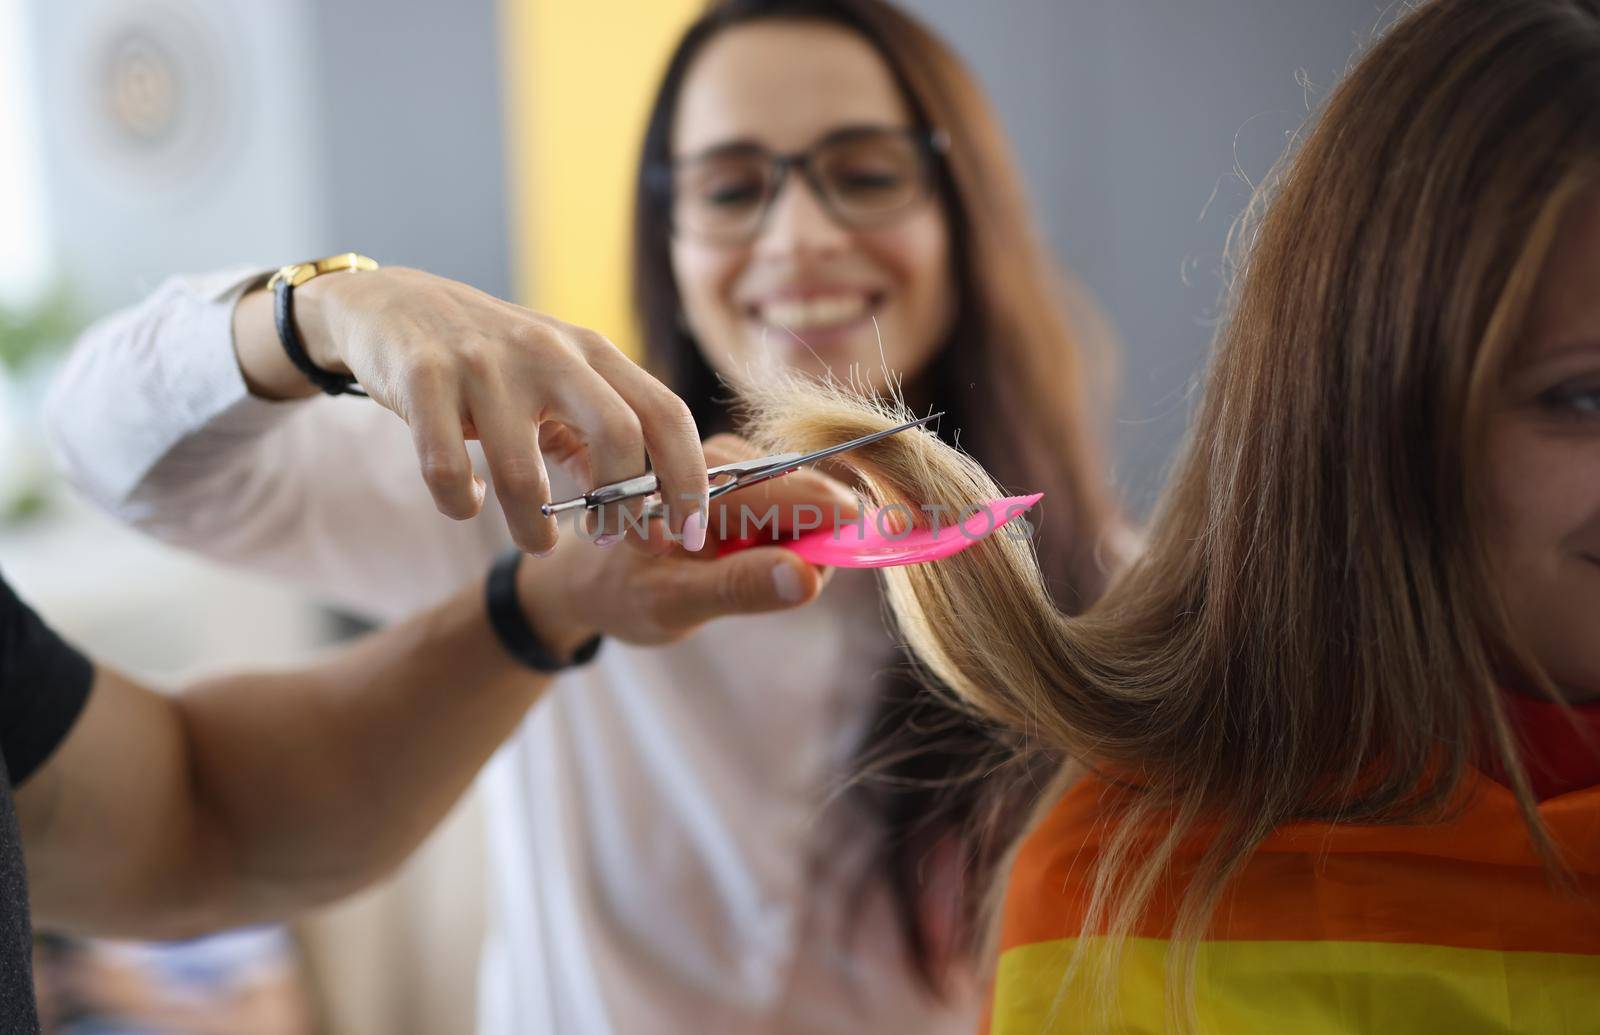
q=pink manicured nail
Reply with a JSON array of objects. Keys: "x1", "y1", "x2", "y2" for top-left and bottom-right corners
[
  {"x1": 595, "y1": 533, "x2": 622, "y2": 548},
  {"x1": 772, "y1": 563, "x2": 806, "y2": 603},
  {"x1": 682, "y1": 511, "x2": 707, "y2": 552}
]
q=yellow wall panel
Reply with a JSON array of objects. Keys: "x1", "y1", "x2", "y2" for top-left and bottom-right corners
[{"x1": 501, "y1": 0, "x2": 702, "y2": 358}]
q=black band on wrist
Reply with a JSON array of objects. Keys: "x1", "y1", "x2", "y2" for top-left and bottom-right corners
[
  {"x1": 485, "y1": 549, "x2": 603, "y2": 673},
  {"x1": 272, "y1": 275, "x2": 368, "y2": 397}
]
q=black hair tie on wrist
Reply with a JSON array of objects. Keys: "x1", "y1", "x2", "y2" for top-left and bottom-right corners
[
  {"x1": 272, "y1": 275, "x2": 369, "y2": 397},
  {"x1": 486, "y1": 548, "x2": 603, "y2": 673}
]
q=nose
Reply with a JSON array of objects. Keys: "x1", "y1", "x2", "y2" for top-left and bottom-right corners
[{"x1": 754, "y1": 169, "x2": 851, "y2": 259}]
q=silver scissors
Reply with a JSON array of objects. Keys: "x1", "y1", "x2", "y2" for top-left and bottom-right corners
[{"x1": 540, "y1": 411, "x2": 944, "y2": 519}]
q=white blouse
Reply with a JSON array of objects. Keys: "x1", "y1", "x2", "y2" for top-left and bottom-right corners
[{"x1": 44, "y1": 270, "x2": 980, "y2": 1035}]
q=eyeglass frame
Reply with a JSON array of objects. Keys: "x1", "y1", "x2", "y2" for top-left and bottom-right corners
[{"x1": 646, "y1": 124, "x2": 951, "y2": 244}]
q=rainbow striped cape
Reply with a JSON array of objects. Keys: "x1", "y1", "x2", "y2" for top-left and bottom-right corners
[{"x1": 989, "y1": 772, "x2": 1600, "y2": 1033}]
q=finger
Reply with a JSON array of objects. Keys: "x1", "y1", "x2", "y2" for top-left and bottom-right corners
[
  {"x1": 633, "y1": 510, "x2": 680, "y2": 558},
  {"x1": 470, "y1": 388, "x2": 559, "y2": 554},
  {"x1": 584, "y1": 342, "x2": 710, "y2": 549},
  {"x1": 538, "y1": 358, "x2": 648, "y2": 546},
  {"x1": 703, "y1": 433, "x2": 760, "y2": 466},
  {"x1": 402, "y1": 373, "x2": 485, "y2": 520},
  {"x1": 538, "y1": 422, "x2": 591, "y2": 486},
  {"x1": 650, "y1": 548, "x2": 821, "y2": 632}
]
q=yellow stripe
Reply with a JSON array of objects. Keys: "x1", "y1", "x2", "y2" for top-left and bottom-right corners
[
  {"x1": 500, "y1": 0, "x2": 701, "y2": 357},
  {"x1": 992, "y1": 937, "x2": 1600, "y2": 1034}
]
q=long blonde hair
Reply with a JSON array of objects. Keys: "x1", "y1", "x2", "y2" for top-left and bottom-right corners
[{"x1": 740, "y1": 0, "x2": 1600, "y2": 1024}]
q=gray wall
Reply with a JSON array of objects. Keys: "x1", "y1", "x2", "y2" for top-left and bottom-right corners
[
  {"x1": 905, "y1": 0, "x2": 1382, "y2": 512},
  {"x1": 308, "y1": 0, "x2": 510, "y2": 298}
]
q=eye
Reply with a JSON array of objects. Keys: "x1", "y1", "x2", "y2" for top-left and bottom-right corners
[
  {"x1": 816, "y1": 134, "x2": 922, "y2": 210},
  {"x1": 835, "y1": 166, "x2": 906, "y2": 191},
  {"x1": 1536, "y1": 381, "x2": 1600, "y2": 418},
  {"x1": 702, "y1": 179, "x2": 765, "y2": 209},
  {"x1": 677, "y1": 154, "x2": 769, "y2": 212}
]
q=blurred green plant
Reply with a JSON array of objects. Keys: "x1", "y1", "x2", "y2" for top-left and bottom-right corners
[
  {"x1": 3, "y1": 488, "x2": 47, "y2": 525},
  {"x1": 0, "y1": 286, "x2": 80, "y2": 373},
  {"x1": 0, "y1": 285, "x2": 84, "y2": 526}
]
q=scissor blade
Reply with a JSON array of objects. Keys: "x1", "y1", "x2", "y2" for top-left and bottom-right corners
[{"x1": 747, "y1": 411, "x2": 944, "y2": 482}]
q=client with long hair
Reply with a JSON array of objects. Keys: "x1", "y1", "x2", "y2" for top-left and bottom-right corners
[{"x1": 741, "y1": 0, "x2": 1600, "y2": 1029}]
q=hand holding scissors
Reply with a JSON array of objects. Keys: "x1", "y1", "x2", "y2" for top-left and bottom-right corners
[{"x1": 541, "y1": 412, "x2": 944, "y2": 536}]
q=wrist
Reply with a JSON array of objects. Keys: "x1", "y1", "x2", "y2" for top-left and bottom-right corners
[
  {"x1": 485, "y1": 550, "x2": 600, "y2": 671},
  {"x1": 235, "y1": 286, "x2": 317, "y2": 401},
  {"x1": 290, "y1": 273, "x2": 350, "y2": 375},
  {"x1": 265, "y1": 253, "x2": 377, "y2": 395},
  {"x1": 516, "y1": 553, "x2": 601, "y2": 661}
]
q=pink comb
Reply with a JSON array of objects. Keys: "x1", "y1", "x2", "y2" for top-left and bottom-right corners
[{"x1": 722, "y1": 493, "x2": 1043, "y2": 568}]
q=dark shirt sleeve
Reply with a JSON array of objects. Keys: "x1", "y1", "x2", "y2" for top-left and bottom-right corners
[{"x1": 0, "y1": 570, "x2": 93, "y2": 787}]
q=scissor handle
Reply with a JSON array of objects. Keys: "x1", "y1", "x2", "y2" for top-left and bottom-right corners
[
  {"x1": 541, "y1": 472, "x2": 660, "y2": 516},
  {"x1": 542, "y1": 452, "x2": 808, "y2": 519},
  {"x1": 587, "y1": 473, "x2": 662, "y2": 508},
  {"x1": 638, "y1": 452, "x2": 807, "y2": 521},
  {"x1": 706, "y1": 452, "x2": 807, "y2": 489},
  {"x1": 541, "y1": 413, "x2": 936, "y2": 523}
]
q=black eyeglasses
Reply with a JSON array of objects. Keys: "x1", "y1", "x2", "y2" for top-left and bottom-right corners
[{"x1": 651, "y1": 125, "x2": 948, "y2": 245}]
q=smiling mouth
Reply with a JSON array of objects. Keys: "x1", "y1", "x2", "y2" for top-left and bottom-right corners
[{"x1": 745, "y1": 291, "x2": 886, "y2": 337}]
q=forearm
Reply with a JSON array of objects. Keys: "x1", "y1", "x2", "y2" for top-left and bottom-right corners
[
  {"x1": 45, "y1": 269, "x2": 279, "y2": 510},
  {"x1": 48, "y1": 267, "x2": 507, "y2": 620},
  {"x1": 21, "y1": 554, "x2": 592, "y2": 940},
  {"x1": 22, "y1": 473, "x2": 825, "y2": 938},
  {"x1": 170, "y1": 575, "x2": 561, "y2": 926}
]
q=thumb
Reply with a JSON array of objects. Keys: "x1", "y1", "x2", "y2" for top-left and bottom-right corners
[{"x1": 657, "y1": 548, "x2": 822, "y2": 631}]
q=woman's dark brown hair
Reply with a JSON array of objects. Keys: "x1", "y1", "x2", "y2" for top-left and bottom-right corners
[{"x1": 631, "y1": 0, "x2": 1122, "y2": 993}]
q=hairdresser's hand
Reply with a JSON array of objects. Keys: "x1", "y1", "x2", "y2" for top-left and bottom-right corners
[
  {"x1": 517, "y1": 434, "x2": 858, "y2": 650},
  {"x1": 233, "y1": 266, "x2": 708, "y2": 555}
]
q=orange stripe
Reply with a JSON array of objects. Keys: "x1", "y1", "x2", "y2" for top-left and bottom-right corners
[{"x1": 1002, "y1": 772, "x2": 1600, "y2": 955}]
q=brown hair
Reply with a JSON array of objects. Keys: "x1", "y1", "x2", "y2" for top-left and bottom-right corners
[
  {"x1": 630, "y1": 0, "x2": 1121, "y2": 990},
  {"x1": 740, "y1": 0, "x2": 1600, "y2": 1025}
]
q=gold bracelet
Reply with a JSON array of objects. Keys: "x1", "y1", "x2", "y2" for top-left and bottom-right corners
[{"x1": 266, "y1": 251, "x2": 379, "y2": 291}]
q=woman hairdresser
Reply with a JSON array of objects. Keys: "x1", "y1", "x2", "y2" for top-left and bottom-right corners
[{"x1": 46, "y1": 1, "x2": 1125, "y2": 1030}]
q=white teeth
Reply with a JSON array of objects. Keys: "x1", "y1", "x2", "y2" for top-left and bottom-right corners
[{"x1": 757, "y1": 294, "x2": 870, "y2": 331}]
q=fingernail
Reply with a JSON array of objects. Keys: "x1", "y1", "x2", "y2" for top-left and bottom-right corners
[
  {"x1": 595, "y1": 533, "x2": 622, "y2": 548},
  {"x1": 532, "y1": 545, "x2": 555, "y2": 558},
  {"x1": 772, "y1": 562, "x2": 806, "y2": 604},
  {"x1": 682, "y1": 511, "x2": 707, "y2": 553}
]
